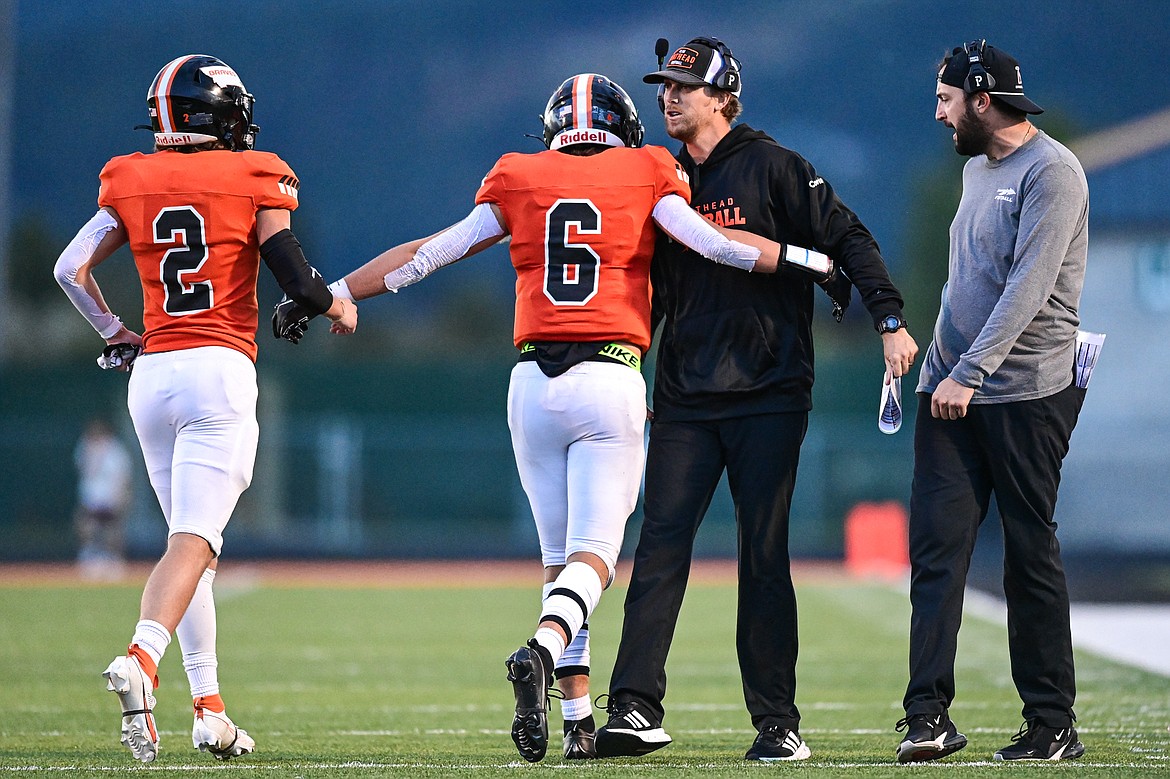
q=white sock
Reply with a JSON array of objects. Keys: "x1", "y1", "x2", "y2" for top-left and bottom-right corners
[
  {"x1": 561, "y1": 694, "x2": 591, "y2": 722},
  {"x1": 175, "y1": 568, "x2": 220, "y2": 698},
  {"x1": 533, "y1": 627, "x2": 566, "y2": 665},
  {"x1": 131, "y1": 619, "x2": 171, "y2": 666}
]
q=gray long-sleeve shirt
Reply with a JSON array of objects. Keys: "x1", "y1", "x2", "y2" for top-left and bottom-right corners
[{"x1": 918, "y1": 129, "x2": 1089, "y2": 403}]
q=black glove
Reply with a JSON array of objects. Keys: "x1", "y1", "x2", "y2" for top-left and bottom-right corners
[
  {"x1": 816, "y1": 267, "x2": 852, "y2": 323},
  {"x1": 272, "y1": 296, "x2": 312, "y2": 344},
  {"x1": 97, "y1": 343, "x2": 142, "y2": 372}
]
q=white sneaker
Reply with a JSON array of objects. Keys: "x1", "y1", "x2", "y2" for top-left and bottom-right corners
[
  {"x1": 193, "y1": 705, "x2": 256, "y2": 760},
  {"x1": 102, "y1": 654, "x2": 159, "y2": 763}
]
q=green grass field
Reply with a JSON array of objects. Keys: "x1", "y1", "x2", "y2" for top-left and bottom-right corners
[{"x1": 2, "y1": 568, "x2": 1169, "y2": 776}]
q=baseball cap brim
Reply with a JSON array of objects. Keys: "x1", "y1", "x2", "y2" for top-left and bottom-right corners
[
  {"x1": 990, "y1": 92, "x2": 1044, "y2": 115},
  {"x1": 643, "y1": 68, "x2": 710, "y2": 87}
]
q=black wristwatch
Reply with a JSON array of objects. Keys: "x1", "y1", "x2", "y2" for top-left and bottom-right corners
[{"x1": 877, "y1": 314, "x2": 907, "y2": 334}]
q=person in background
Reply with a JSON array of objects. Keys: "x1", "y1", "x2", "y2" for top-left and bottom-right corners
[{"x1": 74, "y1": 416, "x2": 133, "y2": 580}]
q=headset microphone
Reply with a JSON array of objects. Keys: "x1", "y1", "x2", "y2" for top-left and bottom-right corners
[{"x1": 655, "y1": 38, "x2": 670, "y2": 113}]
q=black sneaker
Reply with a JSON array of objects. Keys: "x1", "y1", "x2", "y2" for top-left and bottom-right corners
[
  {"x1": 563, "y1": 716, "x2": 596, "y2": 760},
  {"x1": 895, "y1": 712, "x2": 968, "y2": 763},
  {"x1": 505, "y1": 639, "x2": 552, "y2": 762},
  {"x1": 994, "y1": 721, "x2": 1085, "y2": 761},
  {"x1": 593, "y1": 697, "x2": 672, "y2": 758},
  {"x1": 745, "y1": 725, "x2": 811, "y2": 761}
]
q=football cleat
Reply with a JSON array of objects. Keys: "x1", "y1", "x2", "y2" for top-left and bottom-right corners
[
  {"x1": 192, "y1": 702, "x2": 256, "y2": 760},
  {"x1": 505, "y1": 639, "x2": 552, "y2": 762},
  {"x1": 594, "y1": 697, "x2": 672, "y2": 758},
  {"x1": 895, "y1": 712, "x2": 968, "y2": 763},
  {"x1": 103, "y1": 654, "x2": 159, "y2": 763},
  {"x1": 745, "y1": 725, "x2": 811, "y2": 761},
  {"x1": 994, "y1": 721, "x2": 1084, "y2": 761},
  {"x1": 563, "y1": 718, "x2": 597, "y2": 760}
]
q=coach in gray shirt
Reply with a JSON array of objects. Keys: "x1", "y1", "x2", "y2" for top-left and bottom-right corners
[{"x1": 895, "y1": 41, "x2": 1089, "y2": 764}]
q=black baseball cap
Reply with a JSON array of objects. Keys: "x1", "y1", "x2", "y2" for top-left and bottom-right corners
[
  {"x1": 938, "y1": 40, "x2": 1044, "y2": 115},
  {"x1": 643, "y1": 37, "x2": 742, "y2": 97}
]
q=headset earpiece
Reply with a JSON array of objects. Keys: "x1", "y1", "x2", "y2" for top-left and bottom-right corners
[
  {"x1": 962, "y1": 39, "x2": 996, "y2": 93},
  {"x1": 684, "y1": 35, "x2": 741, "y2": 94},
  {"x1": 652, "y1": 34, "x2": 742, "y2": 113}
]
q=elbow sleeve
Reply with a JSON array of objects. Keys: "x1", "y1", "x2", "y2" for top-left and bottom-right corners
[
  {"x1": 55, "y1": 209, "x2": 124, "y2": 338},
  {"x1": 260, "y1": 229, "x2": 333, "y2": 317}
]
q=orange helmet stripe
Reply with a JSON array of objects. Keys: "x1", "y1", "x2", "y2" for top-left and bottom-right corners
[{"x1": 151, "y1": 55, "x2": 197, "y2": 134}]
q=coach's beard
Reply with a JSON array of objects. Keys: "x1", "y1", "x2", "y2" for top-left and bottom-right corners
[{"x1": 953, "y1": 101, "x2": 994, "y2": 158}]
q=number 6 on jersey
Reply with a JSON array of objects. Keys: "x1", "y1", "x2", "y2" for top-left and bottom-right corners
[{"x1": 544, "y1": 199, "x2": 600, "y2": 306}]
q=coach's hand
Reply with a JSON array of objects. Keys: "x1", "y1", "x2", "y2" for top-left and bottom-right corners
[
  {"x1": 932, "y1": 377, "x2": 975, "y2": 420},
  {"x1": 272, "y1": 296, "x2": 311, "y2": 344}
]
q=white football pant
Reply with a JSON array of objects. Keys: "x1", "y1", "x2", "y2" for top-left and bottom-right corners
[
  {"x1": 507, "y1": 360, "x2": 646, "y2": 574},
  {"x1": 127, "y1": 346, "x2": 258, "y2": 556}
]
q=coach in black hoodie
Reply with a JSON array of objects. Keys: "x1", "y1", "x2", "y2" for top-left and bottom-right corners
[{"x1": 595, "y1": 37, "x2": 918, "y2": 762}]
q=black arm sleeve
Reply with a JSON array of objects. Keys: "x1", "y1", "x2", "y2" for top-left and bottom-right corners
[
  {"x1": 259, "y1": 229, "x2": 333, "y2": 317},
  {"x1": 775, "y1": 153, "x2": 904, "y2": 325}
]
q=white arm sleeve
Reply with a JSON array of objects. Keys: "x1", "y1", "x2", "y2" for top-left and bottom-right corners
[
  {"x1": 652, "y1": 194, "x2": 761, "y2": 272},
  {"x1": 53, "y1": 209, "x2": 123, "y2": 338},
  {"x1": 384, "y1": 202, "x2": 507, "y2": 292}
]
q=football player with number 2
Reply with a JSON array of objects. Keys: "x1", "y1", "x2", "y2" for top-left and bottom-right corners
[
  {"x1": 53, "y1": 54, "x2": 356, "y2": 763},
  {"x1": 276, "y1": 73, "x2": 828, "y2": 762}
]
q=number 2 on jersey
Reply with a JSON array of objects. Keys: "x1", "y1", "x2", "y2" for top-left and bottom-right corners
[
  {"x1": 544, "y1": 199, "x2": 601, "y2": 306},
  {"x1": 154, "y1": 205, "x2": 211, "y2": 315}
]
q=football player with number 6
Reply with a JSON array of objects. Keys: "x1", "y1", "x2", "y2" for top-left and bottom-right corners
[
  {"x1": 277, "y1": 73, "x2": 828, "y2": 762},
  {"x1": 53, "y1": 54, "x2": 357, "y2": 763}
]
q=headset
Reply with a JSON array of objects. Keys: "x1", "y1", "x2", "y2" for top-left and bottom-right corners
[
  {"x1": 654, "y1": 35, "x2": 742, "y2": 112},
  {"x1": 962, "y1": 39, "x2": 996, "y2": 93},
  {"x1": 689, "y1": 35, "x2": 742, "y2": 94}
]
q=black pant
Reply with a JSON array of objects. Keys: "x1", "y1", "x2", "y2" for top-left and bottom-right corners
[
  {"x1": 904, "y1": 382, "x2": 1085, "y2": 727},
  {"x1": 608, "y1": 412, "x2": 808, "y2": 730}
]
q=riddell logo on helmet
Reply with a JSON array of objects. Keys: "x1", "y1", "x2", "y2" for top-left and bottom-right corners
[
  {"x1": 561, "y1": 130, "x2": 608, "y2": 144},
  {"x1": 156, "y1": 134, "x2": 202, "y2": 145}
]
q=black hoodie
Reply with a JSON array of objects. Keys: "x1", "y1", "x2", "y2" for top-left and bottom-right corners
[{"x1": 650, "y1": 124, "x2": 905, "y2": 420}]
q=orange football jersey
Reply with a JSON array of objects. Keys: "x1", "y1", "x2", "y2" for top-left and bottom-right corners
[
  {"x1": 98, "y1": 149, "x2": 300, "y2": 361},
  {"x1": 475, "y1": 145, "x2": 690, "y2": 352}
]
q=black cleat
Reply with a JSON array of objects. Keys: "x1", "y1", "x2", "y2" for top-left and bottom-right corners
[
  {"x1": 563, "y1": 716, "x2": 596, "y2": 759},
  {"x1": 994, "y1": 721, "x2": 1084, "y2": 761},
  {"x1": 745, "y1": 725, "x2": 811, "y2": 761},
  {"x1": 594, "y1": 697, "x2": 671, "y2": 758},
  {"x1": 895, "y1": 712, "x2": 968, "y2": 763},
  {"x1": 505, "y1": 639, "x2": 552, "y2": 762}
]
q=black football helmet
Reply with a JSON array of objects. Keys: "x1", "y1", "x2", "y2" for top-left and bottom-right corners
[
  {"x1": 146, "y1": 55, "x2": 259, "y2": 151},
  {"x1": 542, "y1": 74, "x2": 644, "y2": 151}
]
